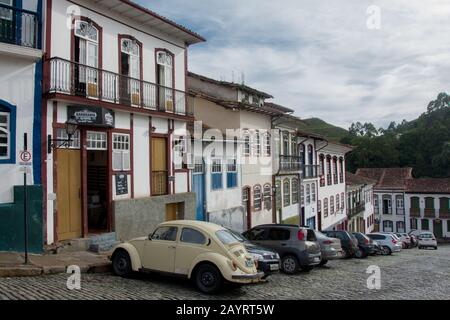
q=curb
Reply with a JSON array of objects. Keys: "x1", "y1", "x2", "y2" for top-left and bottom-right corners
[{"x1": 0, "y1": 262, "x2": 112, "y2": 278}]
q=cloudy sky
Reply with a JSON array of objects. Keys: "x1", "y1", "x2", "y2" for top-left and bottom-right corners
[{"x1": 138, "y1": 0, "x2": 450, "y2": 129}]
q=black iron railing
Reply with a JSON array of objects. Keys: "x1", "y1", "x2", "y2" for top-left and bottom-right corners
[
  {"x1": 45, "y1": 57, "x2": 192, "y2": 116},
  {"x1": 301, "y1": 165, "x2": 320, "y2": 179},
  {"x1": 280, "y1": 155, "x2": 301, "y2": 172},
  {"x1": 348, "y1": 203, "x2": 365, "y2": 218},
  {"x1": 0, "y1": 4, "x2": 40, "y2": 48}
]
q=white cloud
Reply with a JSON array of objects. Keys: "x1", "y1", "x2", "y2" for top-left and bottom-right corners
[{"x1": 141, "y1": 0, "x2": 450, "y2": 129}]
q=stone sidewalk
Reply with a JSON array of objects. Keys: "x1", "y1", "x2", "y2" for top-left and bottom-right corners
[{"x1": 0, "y1": 251, "x2": 111, "y2": 277}]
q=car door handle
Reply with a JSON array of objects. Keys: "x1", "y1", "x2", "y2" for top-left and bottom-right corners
[
  {"x1": 168, "y1": 246, "x2": 176, "y2": 249},
  {"x1": 281, "y1": 243, "x2": 287, "y2": 246}
]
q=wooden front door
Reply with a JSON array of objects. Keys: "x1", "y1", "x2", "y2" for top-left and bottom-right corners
[
  {"x1": 433, "y1": 220, "x2": 443, "y2": 239},
  {"x1": 166, "y1": 203, "x2": 178, "y2": 221},
  {"x1": 151, "y1": 137, "x2": 168, "y2": 196},
  {"x1": 56, "y1": 149, "x2": 82, "y2": 241}
]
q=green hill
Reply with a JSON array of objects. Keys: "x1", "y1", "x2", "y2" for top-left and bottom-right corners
[{"x1": 297, "y1": 118, "x2": 348, "y2": 142}]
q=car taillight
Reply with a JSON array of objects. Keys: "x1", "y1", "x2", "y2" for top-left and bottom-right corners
[
  {"x1": 364, "y1": 239, "x2": 369, "y2": 245},
  {"x1": 298, "y1": 230, "x2": 305, "y2": 241},
  {"x1": 392, "y1": 239, "x2": 397, "y2": 244},
  {"x1": 323, "y1": 240, "x2": 332, "y2": 245},
  {"x1": 432, "y1": 238, "x2": 436, "y2": 241}
]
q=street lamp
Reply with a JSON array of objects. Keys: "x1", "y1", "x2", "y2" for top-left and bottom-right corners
[{"x1": 48, "y1": 116, "x2": 79, "y2": 153}]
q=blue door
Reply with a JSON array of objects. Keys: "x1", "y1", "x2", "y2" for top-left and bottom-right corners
[{"x1": 192, "y1": 162, "x2": 205, "y2": 221}]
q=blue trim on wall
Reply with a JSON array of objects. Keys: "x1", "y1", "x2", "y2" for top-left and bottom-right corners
[
  {"x1": 33, "y1": 60, "x2": 42, "y2": 184},
  {"x1": 0, "y1": 100, "x2": 17, "y2": 165}
]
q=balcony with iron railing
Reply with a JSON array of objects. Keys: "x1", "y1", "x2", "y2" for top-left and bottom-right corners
[
  {"x1": 424, "y1": 208, "x2": 437, "y2": 218},
  {"x1": 0, "y1": 4, "x2": 40, "y2": 49},
  {"x1": 44, "y1": 57, "x2": 192, "y2": 117},
  {"x1": 301, "y1": 165, "x2": 320, "y2": 179},
  {"x1": 440, "y1": 209, "x2": 450, "y2": 219},
  {"x1": 410, "y1": 208, "x2": 420, "y2": 218},
  {"x1": 279, "y1": 155, "x2": 301, "y2": 172},
  {"x1": 348, "y1": 203, "x2": 365, "y2": 218}
]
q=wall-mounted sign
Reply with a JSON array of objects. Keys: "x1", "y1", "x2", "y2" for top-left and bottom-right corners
[
  {"x1": 116, "y1": 174, "x2": 128, "y2": 196},
  {"x1": 68, "y1": 106, "x2": 115, "y2": 127}
]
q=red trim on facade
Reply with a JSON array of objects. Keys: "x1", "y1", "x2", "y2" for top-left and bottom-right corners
[
  {"x1": 149, "y1": 117, "x2": 152, "y2": 196},
  {"x1": 130, "y1": 114, "x2": 135, "y2": 199},
  {"x1": 51, "y1": 101, "x2": 58, "y2": 242},
  {"x1": 80, "y1": 129, "x2": 88, "y2": 236},
  {"x1": 107, "y1": 129, "x2": 113, "y2": 232},
  {"x1": 171, "y1": 120, "x2": 175, "y2": 195},
  {"x1": 44, "y1": 93, "x2": 194, "y2": 122}
]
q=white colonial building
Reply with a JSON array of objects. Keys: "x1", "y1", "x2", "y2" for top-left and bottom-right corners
[
  {"x1": 317, "y1": 142, "x2": 352, "y2": 231},
  {"x1": 42, "y1": 0, "x2": 204, "y2": 245},
  {"x1": 404, "y1": 179, "x2": 450, "y2": 239},
  {"x1": 188, "y1": 72, "x2": 289, "y2": 230},
  {"x1": 356, "y1": 168, "x2": 411, "y2": 233},
  {"x1": 0, "y1": 0, "x2": 44, "y2": 252},
  {"x1": 346, "y1": 172, "x2": 376, "y2": 233}
]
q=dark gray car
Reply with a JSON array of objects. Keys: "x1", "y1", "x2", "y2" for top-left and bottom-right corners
[{"x1": 243, "y1": 224, "x2": 322, "y2": 274}]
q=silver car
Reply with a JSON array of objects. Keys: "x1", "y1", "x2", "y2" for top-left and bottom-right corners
[
  {"x1": 418, "y1": 232, "x2": 438, "y2": 250},
  {"x1": 312, "y1": 230, "x2": 344, "y2": 266}
]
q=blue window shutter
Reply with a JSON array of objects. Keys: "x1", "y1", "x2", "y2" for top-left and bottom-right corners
[
  {"x1": 227, "y1": 172, "x2": 237, "y2": 188},
  {"x1": 212, "y1": 173, "x2": 222, "y2": 190}
]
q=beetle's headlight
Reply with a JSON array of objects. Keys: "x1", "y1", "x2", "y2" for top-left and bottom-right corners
[
  {"x1": 252, "y1": 253, "x2": 264, "y2": 261},
  {"x1": 275, "y1": 253, "x2": 280, "y2": 260}
]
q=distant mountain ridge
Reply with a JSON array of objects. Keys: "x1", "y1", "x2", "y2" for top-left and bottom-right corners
[{"x1": 297, "y1": 118, "x2": 348, "y2": 142}]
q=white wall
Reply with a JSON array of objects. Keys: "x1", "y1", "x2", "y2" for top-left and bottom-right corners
[
  {"x1": 0, "y1": 56, "x2": 37, "y2": 203},
  {"x1": 51, "y1": 0, "x2": 186, "y2": 90},
  {"x1": 317, "y1": 144, "x2": 348, "y2": 231},
  {"x1": 374, "y1": 191, "x2": 406, "y2": 232},
  {"x1": 133, "y1": 114, "x2": 150, "y2": 198}
]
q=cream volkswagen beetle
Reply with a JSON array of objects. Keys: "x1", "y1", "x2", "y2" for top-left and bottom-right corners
[{"x1": 111, "y1": 220, "x2": 264, "y2": 293}]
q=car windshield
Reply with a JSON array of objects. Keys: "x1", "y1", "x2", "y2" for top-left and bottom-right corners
[
  {"x1": 315, "y1": 231, "x2": 328, "y2": 239},
  {"x1": 216, "y1": 230, "x2": 241, "y2": 245}
]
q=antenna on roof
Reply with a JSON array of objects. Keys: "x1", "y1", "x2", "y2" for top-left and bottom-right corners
[
  {"x1": 241, "y1": 71, "x2": 245, "y2": 85},
  {"x1": 231, "y1": 70, "x2": 235, "y2": 83}
]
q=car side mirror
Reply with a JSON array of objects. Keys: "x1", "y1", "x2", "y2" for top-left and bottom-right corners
[
  {"x1": 206, "y1": 239, "x2": 211, "y2": 246},
  {"x1": 148, "y1": 235, "x2": 152, "y2": 241}
]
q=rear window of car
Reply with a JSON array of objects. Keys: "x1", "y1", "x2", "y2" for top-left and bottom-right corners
[
  {"x1": 420, "y1": 233, "x2": 433, "y2": 239},
  {"x1": 267, "y1": 228, "x2": 291, "y2": 241},
  {"x1": 368, "y1": 234, "x2": 384, "y2": 240},
  {"x1": 180, "y1": 228, "x2": 206, "y2": 245},
  {"x1": 306, "y1": 229, "x2": 317, "y2": 241},
  {"x1": 216, "y1": 230, "x2": 240, "y2": 245}
]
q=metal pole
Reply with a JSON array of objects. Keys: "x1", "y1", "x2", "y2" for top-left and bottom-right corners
[
  {"x1": 23, "y1": 133, "x2": 29, "y2": 265},
  {"x1": 24, "y1": 170, "x2": 28, "y2": 264}
]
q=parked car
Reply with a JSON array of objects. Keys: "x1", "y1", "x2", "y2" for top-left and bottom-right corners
[
  {"x1": 322, "y1": 230, "x2": 359, "y2": 258},
  {"x1": 352, "y1": 232, "x2": 375, "y2": 258},
  {"x1": 227, "y1": 229, "x2": 280, "y2": 278},
  {"x1": 396, "y1": 233, "x2": 412, "y2": 248},
  {"x1": 311, "y1": 230, "x2": 344, "y2": 266},
  {"x1": 418, "y1": 232, "x2": 438, "y2": 250},
  {"x1": 243, "y1": 224, "x2": 322, "y2": 274},
  {"x1": 367, "y1": 233, "x2": 402, "y2": 255},
  {"x1": 372, "y1": 240, "x2": 384, "y2": 255},
  {"x1": 111, "y1": 221, "x2": 264, "y2": 294}
]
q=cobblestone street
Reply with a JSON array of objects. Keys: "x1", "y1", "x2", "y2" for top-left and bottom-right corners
[{"x1": 1, "y1": 245, "x2": 449, "y2": 300}]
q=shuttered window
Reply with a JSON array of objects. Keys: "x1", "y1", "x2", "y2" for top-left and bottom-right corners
[{"x1": 112, "y1": 133, "x2": 130, "y2": 171}]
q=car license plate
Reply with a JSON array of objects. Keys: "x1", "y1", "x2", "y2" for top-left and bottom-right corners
[
  {"x1": 314, "y1": 257, "x2": 320, "y2": 262},
  {"x1": 245, "y1": 260, "x2": 254, "y2": 268},
  {"x1": 270, "y1": 264, "x2": 279, "y2": 271}
]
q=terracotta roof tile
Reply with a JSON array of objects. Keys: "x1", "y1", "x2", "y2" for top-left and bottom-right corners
[
  {"x1": 346, "y1": 172, "x2": 377, "y2": 186},
  {"x1": 406, "y1": 179, "x2": 450, "y2": 194},
  {"x1": 356, "y1": 168, "x2": 413, "y2": 190}
]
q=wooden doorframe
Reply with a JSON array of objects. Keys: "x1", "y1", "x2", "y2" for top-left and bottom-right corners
[
  {"x1": 243, "y1": 186, "x2": 252, "y2": 230},
  {"x1": 150, "y1": 133, "x2": 170, "y2": 196},
  {"x1": 80, "y1": 126, "x2": 113, "y2": 235}
]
